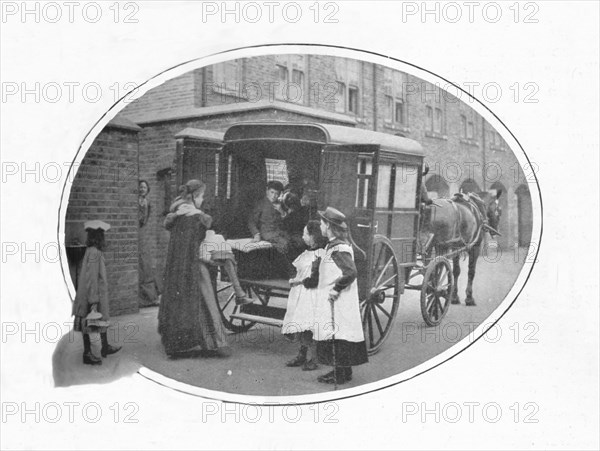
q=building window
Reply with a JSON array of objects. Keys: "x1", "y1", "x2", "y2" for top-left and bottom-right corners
[
  {"x1": 212, "y1": 60, "x2": 241, "y2": 93},
  {"x1": 383, "y1": 68, "x2": 408, "y2": 127},
  {"x1": 335, "y1": 57, "x2": 362, "y2": 116},
  {"x1": 336, "y1": 81, "x2": 346, "y2": 113},
  {"x1": 395, "y1": 100, "x2": 405, "y2": 124},
  {"x1": 275, "y1": 55, "x2": 306, "y2": 103},
  {"x1": 434, "y1": 108, "x2": 443, "y2": 133},
  {"x1": 292, "y1": 69, "x2": 304, "y2": 86},
  {"x1": 460, "y1": 115, "x2": 467, "y2": 138},
  {"x1": 385, "y1": 95, "x2": 394, "y2": 122},
  {"x1": 276, "y1": 65, "x2": 288, "y2": 87},
  {"x1": 467, "y1": 121, "x2": 474, "y2": 139},
  {"x1": 426, "y1": 106, "x2": 434, "y2": 131},
  {"x1": 348, "y1": 86, "x2": 359, "y2": 114}
]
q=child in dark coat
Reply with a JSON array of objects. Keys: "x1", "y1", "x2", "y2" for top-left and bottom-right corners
[{"x1": 72, "y1": 220, "x2": 121, "y2": 365}]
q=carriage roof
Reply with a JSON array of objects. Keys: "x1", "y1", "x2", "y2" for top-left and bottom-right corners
[{"x1": 223, "y1": 122, "x2": 424, "y2": 157}]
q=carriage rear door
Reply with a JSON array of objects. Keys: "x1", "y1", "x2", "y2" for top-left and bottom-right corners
[
  {"x1": 178, "y1": 137, "x2": 222, "y2": 213},
  {"x1": 318, "y1": 145, "x2": 377, "y2": 296}
]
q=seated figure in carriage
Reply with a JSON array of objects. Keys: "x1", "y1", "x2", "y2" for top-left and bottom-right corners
[{"x1": 247, "y1": 180, "x2": 299, "y2": 277}]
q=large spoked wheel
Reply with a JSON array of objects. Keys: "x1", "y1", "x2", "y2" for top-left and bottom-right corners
[
  {"x1": 420, "y1": 256, "x2": 454, "y2": 326},
  {"x1": 217, "y1": 284, "x2": 256, "y2": 333},
  {"x1": 360, "y1": 235, "x2": 401, "y2": 355}
]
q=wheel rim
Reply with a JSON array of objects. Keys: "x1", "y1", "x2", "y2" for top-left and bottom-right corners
[
  {"x1": 420, "y1": 258, "x2": 453, "y2": 326},
  {"x1": 217, "y1": 284, "x2": 256, "y2": 333},
  {"x1": 360, "y1": 235, "x2": 400, "y2": 355}
]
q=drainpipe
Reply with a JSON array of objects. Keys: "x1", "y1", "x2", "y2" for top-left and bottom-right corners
[
  {"x1": 372, "y1": 63, "x2": 377, "y2": 131},
  {"x1": 481, "y1": 116, "x2": 486, "y2": 192}
]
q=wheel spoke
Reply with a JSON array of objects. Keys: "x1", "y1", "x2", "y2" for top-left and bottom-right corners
[
  {"x1": 367, "y1": 304, "x2": 374, "y2": 346},
  {"x1": 376, "y1": 274, "x2": 397, "y2": 290},
  {"x1": 437, "y1": 266, "x2": 448, "y2": 284},
  {"x1": 426, "y1": 293, "x2": 436, "y2": 314},
  {"x1": 375, "y1": 243, "x2": 384, "y2": 270},
  {"x1": 374, "y1": 257, "x2": 394, "y2": 287},
  {"x1": 373, "y1": 302, "x2": 392, "y2": 319},
  {"x1": 372, "y1": 305, "x2": 385, "y2": 338}
]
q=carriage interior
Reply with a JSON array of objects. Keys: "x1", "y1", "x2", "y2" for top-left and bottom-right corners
[{"x1": 215, "y1": 139, "x2": 323, "y2": 280}]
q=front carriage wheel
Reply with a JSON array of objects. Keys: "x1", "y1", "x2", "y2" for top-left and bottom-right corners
[
  {"x1": 360, "y1": 235, "x2": 401, "y2": 355},
  {"x1": 420, "y1": 257, "x2": 454, "y2": 326},
  {"x1": 217, "y1": 284, "x2": 256, "y2": 333}
]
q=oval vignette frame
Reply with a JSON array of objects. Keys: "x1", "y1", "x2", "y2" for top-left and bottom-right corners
[{"x1": 57, "y1": 43, "x2": 543, "y2": 406}]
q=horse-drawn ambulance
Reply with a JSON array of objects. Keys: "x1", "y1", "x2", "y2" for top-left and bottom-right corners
[{"x1": 187, "y1": 122, "x2": 497, "y2": 354}]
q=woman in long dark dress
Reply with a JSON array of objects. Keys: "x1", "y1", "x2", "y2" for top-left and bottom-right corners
[
  {"x1": 138, "y1": 180, "x2": 160, "y2": 307},
  {"x1": 158, "y1": 179, "x2": 227, "y2": 358}
]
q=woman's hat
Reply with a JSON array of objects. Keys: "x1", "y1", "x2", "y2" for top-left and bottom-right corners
[
  {"x1": 318, "y1": 207, "x2": 348, "y2": 230},
  {"x1": 185, "y1": 179, "x2": 205, "y2": 193},
  {"x1": 84, "y1": 220, "x2": 111, "y2": 231}
]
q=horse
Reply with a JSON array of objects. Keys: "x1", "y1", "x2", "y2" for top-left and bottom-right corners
[{"x1": 421, "y1": 189, "x2": 502, "y2": 306}]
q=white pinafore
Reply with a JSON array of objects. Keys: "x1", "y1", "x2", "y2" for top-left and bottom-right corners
[
  {"x1": 282, "y1": 248, "x2": 326, "y2": 335},
  {"x1": 312, "y1": 243, "x2": 365, "y2": 343}
]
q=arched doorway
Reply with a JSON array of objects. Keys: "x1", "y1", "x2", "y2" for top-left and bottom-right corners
[
  {"x1": 489, "y1": 181, "x2": 508, "y2": 249},
  {"x1": 460, "y1": 178, "x2": 481, "y2": 194},
  {"x1": 425, "y1": 175, "x2": 449, "y2": 199},
  {"x1": 515, "y1": 184, "x2": 533, "y2": 247}
]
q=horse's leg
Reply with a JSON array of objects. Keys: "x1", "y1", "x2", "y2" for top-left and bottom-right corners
[
  {"x1": 451, "y1": 253, "x2": 461, "y2": 304},
  {"x1": 465, "y1": 243, "x2": 480, "y2": 306}
]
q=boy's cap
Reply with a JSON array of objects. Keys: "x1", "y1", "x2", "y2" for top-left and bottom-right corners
[
  {"x1": 266, "y1": 180, "x2": 284, "y2": 192},
  {"x1": 84, "y1": 220, "x2": 111, "y2": 231}
]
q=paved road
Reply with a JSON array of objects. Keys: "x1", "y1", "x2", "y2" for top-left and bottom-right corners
[{"x1": 53, "y1": 250, "x2": 527, "y2": 397}]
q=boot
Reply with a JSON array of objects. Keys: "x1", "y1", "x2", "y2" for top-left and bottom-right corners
[
  {"x1": 100, "y1": 332, "x2": 122, "y2": 358},
  {"x1": 302, "y1": 358, "x2": 318, "y2": 371},
  {"x1": 317, "y1": 367, "x2": 352, "y2": 384},
  {"x1": 83, "y1": 351, "x2": 102, "y2": 365},
  {"x1": 82, "y1": 334, "x2": 101, "y2": 365},
  {"x1": 286, "y1": 346, "x2": 307, "y2": 367}
]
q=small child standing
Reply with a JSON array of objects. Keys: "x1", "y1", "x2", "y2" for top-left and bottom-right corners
[
  {"x1": 72, "y1": 220, "x2": 121, "y2": 365},
  {"x1": 282, "y1": 220, "x2": 328, "y2": 371},
  {"x1": 314, "y1": 207, "x2": 368, "y2": 385}
]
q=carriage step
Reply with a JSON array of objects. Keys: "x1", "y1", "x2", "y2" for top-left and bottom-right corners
[
  {"x1": 240, "y1": 303, "x2": 286, "y2": 320},
  {"x1": 230, "y1": 313, "x2": 283, "y2": 328}
]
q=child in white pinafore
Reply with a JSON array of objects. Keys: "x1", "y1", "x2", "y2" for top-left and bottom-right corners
[
  {"x1": 314, "y1": 207, "x2": 368, "y2": 385},
  {"x1": 282, "y1": 220, "x2": 328, "y2": 371}
]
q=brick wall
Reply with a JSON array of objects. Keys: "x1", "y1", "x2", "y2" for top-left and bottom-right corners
[
  {"x1": 123, "y1": 71, "x2": 198, "y2": 117},
  {"x1": 64, "y1": 123, "x2": 140, "y2": 316}
]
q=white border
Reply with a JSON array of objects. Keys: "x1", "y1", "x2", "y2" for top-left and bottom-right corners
[{"x1": 57, "y1": 43, "x2": 542, "y2": 406}]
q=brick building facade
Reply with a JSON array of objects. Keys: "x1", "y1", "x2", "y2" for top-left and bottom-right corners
[{"x1": 65, "y1": 54, "x2": 533, "y2": 316}]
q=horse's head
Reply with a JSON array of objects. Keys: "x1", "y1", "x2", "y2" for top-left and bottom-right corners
[{"x1": 486, "y1": 189, "x2": 503, "y2": 231}]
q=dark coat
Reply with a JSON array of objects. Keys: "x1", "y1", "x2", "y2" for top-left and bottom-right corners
[
  {"x1": 72, "y1": 247, "x2": 110, "y2": 320},
  {"x1": 158, "y1": 212, "x2": 226, "y2": 355},
  {"x1": 248, "y1": 197, "x2": 284, "y2": 237}
]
